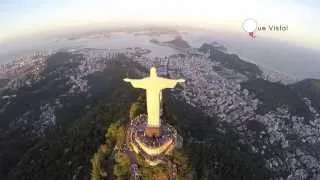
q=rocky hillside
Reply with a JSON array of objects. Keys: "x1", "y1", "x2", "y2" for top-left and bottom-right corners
[
  {"x1": 241, "y1": 79, "x2": 312, "y2": 119},
  {"x1": 290, "y1": 79, "x2": 320, "y2": 111},
  {"x1": 164, "y1": 35, "x2": 191, "y2": 49},
  {"x1": 199, "y1": 43, "x2": 263, "y2": 79}
]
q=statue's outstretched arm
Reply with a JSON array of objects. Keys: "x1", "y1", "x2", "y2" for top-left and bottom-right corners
[
  {"x1": 123, "y1": 78, "x2": 146, "y2": 89},
  {"x1": 160, "y1": 78, "x2": 185, "y2": 88}
]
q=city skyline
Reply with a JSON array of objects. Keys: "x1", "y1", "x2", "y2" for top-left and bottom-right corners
[{"x1": 0, "y1": 0, "x2": 319, "y2": 48}]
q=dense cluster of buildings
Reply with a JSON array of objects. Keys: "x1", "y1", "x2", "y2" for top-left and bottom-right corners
[
  {"x1": 132, "y1": 50, "x2": 320, "y2": 179},
  {"x1": 0, "y1": 51, "x2": 49, "y2": 79}
]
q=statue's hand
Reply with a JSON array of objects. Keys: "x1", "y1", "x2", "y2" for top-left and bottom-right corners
[
  {"x1": 177, "y1": 79, "x2": 185, "y2": 83},
  {"x1": 123, "y1": 78, "x2": 131, "y2": 82}
]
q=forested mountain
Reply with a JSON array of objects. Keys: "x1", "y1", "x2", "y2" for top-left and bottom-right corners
[
  {"x1": 241, "y1": 79, "x2": 311, "y2": 119},
  {"x1": 290, "y1": 79, "x2": 320, "y2": 111},
  {"x1": 1, "y1": 52, "x2": 271, "y2": 179},
  {"x1": 199, "y1": 43, "x2": 263, "y2": 79},
  {"x1": 1, "y1": 41, "x2": 319, "y2": 179}
]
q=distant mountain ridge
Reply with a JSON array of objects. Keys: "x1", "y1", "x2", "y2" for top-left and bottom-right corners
[
  {"x1": 290, "y1": 79, "x2": 320, "y2": 111},
  {"x1": 241, "y1": 79, "x2": 312, "y2": 119},
  {"x1": 199, "y1": 43, "x2": 263, "y2": 79},
  {"x1": 163, "y1": 35, "x2": 191, "y2": 49},
  {"x1": 209, "y1": 42, "x2": 227, "y2": 52}
]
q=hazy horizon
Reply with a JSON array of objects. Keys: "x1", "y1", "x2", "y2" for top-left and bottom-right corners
[
  {"x1": 1, "y1": 0, "x2": 319, "y2": 48},
  {"x1": 0, "y1": 26, "x2": 319, "y2": 80}
]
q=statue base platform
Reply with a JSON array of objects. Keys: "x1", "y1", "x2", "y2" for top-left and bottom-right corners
[{"x1": 128, "y1": 114, "x2": 177, "y2": 166}]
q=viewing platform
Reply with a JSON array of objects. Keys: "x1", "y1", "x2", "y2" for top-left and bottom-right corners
[{"x1": 128, "y1": 114, "x2": 177, "y2": 166}]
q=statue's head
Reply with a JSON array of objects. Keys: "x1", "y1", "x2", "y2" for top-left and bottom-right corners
[{"x1": 150, "y1": 67, "x2": 157, "y2": 77}]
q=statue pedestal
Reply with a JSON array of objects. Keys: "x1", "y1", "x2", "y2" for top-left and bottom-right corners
[{"x1": 145, "y1": 127, "x2": 160, "y2": 137}]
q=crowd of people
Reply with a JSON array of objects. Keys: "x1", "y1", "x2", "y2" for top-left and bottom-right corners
[{"x1": 130, "y1": 114, "x2": 176, "y2": 148}]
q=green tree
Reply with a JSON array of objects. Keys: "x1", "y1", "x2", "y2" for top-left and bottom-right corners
[
  {"x1": 139, "y1": 167, "x2": 154, "y2": 180},
  {"x1": 129, "y1": 102, "x2": 141, "y2": 119},
  {"x1": 113, "y1": 151, "x2": 130, "y2": 178},
  {"x1": 90, "y1": 148, "x2": 108, "y2": 180},
  {"x1": 129, "y1": 94, "x2": 146, "y2": 119},
  {"x1": 105, "y1": 122, "x2": 125, "y2": 147},
  {"x1": 105, "y1": 122, "x2": 121, "y2": 141},
  {"x1": 170, "y1": 150, "x2": 192, "y2": 179}
]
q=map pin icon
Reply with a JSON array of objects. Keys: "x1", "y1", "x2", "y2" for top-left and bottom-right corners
[{"x1": 242, "y1": 18, "x2": 257, "y2": 38}]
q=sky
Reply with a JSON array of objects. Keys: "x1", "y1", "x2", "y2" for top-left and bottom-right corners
[{"x1": 0, "y1": 0, "x2": 319, "y2": 48}]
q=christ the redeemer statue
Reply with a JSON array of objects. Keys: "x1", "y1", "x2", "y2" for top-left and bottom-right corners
[{"x1": 124, "y1": 67, "x2": 185, "y2": 137}]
